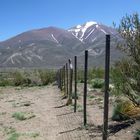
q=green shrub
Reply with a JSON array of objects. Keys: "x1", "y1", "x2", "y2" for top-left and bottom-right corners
[
  {"x1": 13, "y1": 71, "x2": 23, "y2": 86},
  {"x1": 77, "y1": 69, "x2": 84, "y2": 83},
  {"x1": 0, "y1": 72, "x2": 13, "y2": 86},
  {"x1": 112, "y1": 100, "x2": 134, "y2": 121},
  {"x1": 77, "y1": 79, "x2": 84, "y2": 83},
  {"x1": 4, "y1": 126, "x2": 16, "y2": 135},
  {"x1": 72, "y1": 92, "x2": 78, "y2": 99},
  {"x1": 29, "y1": 132, "x2": 40, "y2": 138},
  {"x1": 38, "y1": 70, "x2": 56, "y2": 85},
  {"x1": 88, "y1": 67, "x2": 104, "y2": 80},
  {"x1": 134, "y1": 129, "x2": 140, "y2": 140},
  {"x1": 70, "y1": 104, "x2": 83, "y2": 112},
  {"x1": 110, "y1": 67, "x2": 124, "y2": 96},
  {"x1": 111, "y1": 62, "x2": 140, "y2": 106},
  {"x1": 112, "y1": 13, "x2": 140, "y2": 106},
  {"x1": 90, "y1": 78, "x2": 104, "y2": 89},
  {"x1": 0, "y1": 69, "x2": 56, "y2": 87},
  {"x1": 0, "y1": 79, "x2": 11, "y2": 86},
  {"x1": 13, "y1": 71, "x2": 26, "y2": 86},
  {"x1": 8, "y1": 133, "x2": 20, "y2": 140},
  {"x1": 12, "y1": 112, "x2": 35, "y2": 121},
  {"x1": 88, "y1": 95, "x2": 95, "y2": 99},
  {"x1": 77, "y1": 104, "x2": 83, "y2": 112},
  {"x1": 12, "y1": 112, "x2": 26, "y2": 120},
  {"x1": 7, "y1": 132, "x2": 40, "y2": 140},
  {"x1": 77, "y1": 68, "x2": 104, "y2": 83}
]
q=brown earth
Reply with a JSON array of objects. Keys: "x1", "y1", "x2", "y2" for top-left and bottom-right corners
[{"x1": 0, "y1": 85, "x2": 139, "y2": 140}]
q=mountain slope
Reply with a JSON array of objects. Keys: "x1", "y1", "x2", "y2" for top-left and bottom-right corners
[{"x1": 0, "y1": 22, "x2": 123, "y2": 68}]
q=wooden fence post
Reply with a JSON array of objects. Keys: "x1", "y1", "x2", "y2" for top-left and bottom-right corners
[
  {"x1": 74, "y1": 56, "x2": 77, "y2": 112},
  {"x1": 66, "y1": 59, "x2": 73, "y2": 105},
  {"x1": 103, "y1": 35, "x2": 110, "y2": 140},
  {"x1": 84, "y1": 50, "x2": 88, "y2": 126}
]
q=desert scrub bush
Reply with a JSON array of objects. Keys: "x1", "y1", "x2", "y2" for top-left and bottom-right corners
[
  {"x1": 112, "y1": 100, "x2": 135, "y2": 121},
  {"x1": 111, "y1": 61, "x2": 140, "y2": 105},
  {"x1": 0, "y1": 72, "x2": 13, "y2": 86},
  {"x1": 3, "y1": 126, "x2": 16, "y2": 135},
  {"x1": 0, "y1": 79, "x2": 11, "y2": 86},
  {"x1": 111, "y1": 67, "x2": 126, "y2": 96},
  {"x1": 72, "y1": 92, "x2": 78, "y2": 99},
  {"x1": 13, "y1": 71, "x2": 32, "y2": 86},
  {"x1": 38, "y1": 69, "x2": 56, "y2": 85},
  {"x1": 12, "y1": 112, "x2": 35, "y2": 121},
  {"x1": 112, "y1": 13, "x2": 140, "y2": 106},
  {"x1": 8, "y1": 132, "x2": 20, "y2": 140},
  {"x1": 70, "y1": 104, "x2": 83, "y2": 112},
  {"x1": 77, "y1": 104, "x2": 83, "y2": 112},
  {"x1": 77, "y1": 68, "x2": 104, "y2": 83},
  {"x1": 28, "y1": 132, "x2": 40, "y2": 138},
  {"x1": 88, "y1": 67, "x2": 104, "y2": 80},
  {"x1": 13, "y1": 71, "x2": 24, "y2": 86},
  {"x1": 77, "y1": 69, "x2": 84, "y2": 83},
  {"x1": 0, "y1": 69, "x2": 57, "y2": 87},
  {"x1": 22, "y1": 70, "x2": 42, "y2": 86},
  {"x1": 88, "y1": 94, "x2": 95, "y2": 99},
  {"x1": 18, "y1": 132, "x2": 40, "y2": 139},
  {"x1": 7, "y1": 131, "x2": 39, "y2": 140},
  {"x1": 90, "y1": 78, "x2": 104, "y2": 89},
  {"x1": 134, "y1": 129, "x2": 140, "y2": 140},
  {"x1": 2, "y1": 126, "x2": 19, "y2": 140}
]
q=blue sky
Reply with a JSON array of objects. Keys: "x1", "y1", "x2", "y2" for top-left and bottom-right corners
[{"x1": 0, "y1": 0, "x2": 140, "y2": 41}]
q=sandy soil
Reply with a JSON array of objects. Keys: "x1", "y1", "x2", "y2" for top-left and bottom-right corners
[{"x1": 0, "y1": 85, "x2": 139, "y2": 140}]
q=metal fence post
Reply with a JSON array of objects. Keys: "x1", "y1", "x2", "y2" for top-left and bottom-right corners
[
  {"x1": 63, "y1": 65, "x2": 66, "y2": 95},
  {"x1": 60, "y1": 68, "x2": 63, "y2": 91},
  {"x1": 66, "y1": 63, "x2": 69, "y2": 97},
  {"x1": 84, "y1": 50, "x2": 88, "y2": 126},
  {"x1": 57, "y1": 70, "x2": 59, "y2": 89},
  {"x1": 59, "y1": 69, "x2": 62, "y2": 91},
  {"x1": 74, "y1": 56, "x2": 77, "y2": 112},
  {"x1": 103, "y1": 35, "x2": 110, "y2": 140},
  {"x1": 62, "y1": 67, "x2": 64, "y2": 90}
]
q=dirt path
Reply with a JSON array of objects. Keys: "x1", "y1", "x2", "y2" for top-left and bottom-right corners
[
  {"x1": 0, "y1": 86, "x2": 139, "y2": 140},
  {"x1": 0, "y1": 86, "x2": 90, "y2": 140}
]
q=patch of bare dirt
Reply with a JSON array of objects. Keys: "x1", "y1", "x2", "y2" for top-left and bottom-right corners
[{"x1": 0, "y1": 85, "x2": 139, "y2": 140}]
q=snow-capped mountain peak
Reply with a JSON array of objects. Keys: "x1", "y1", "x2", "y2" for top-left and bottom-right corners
[
  {"x1": 68, "y1": 21, "x2": 98, "y2": 42},
  {"x1": 75, "y1": 21, "x2": 97, "y2": 29},
  {"x1": 68, "y1": 21, "x2": 118, "y2": 43},
  {"x1": 84, "y1": 21, "x2": 97, "y2": 27},
  {"x1": 76, "y1": 25, "x2": 82, "y2": 28}
]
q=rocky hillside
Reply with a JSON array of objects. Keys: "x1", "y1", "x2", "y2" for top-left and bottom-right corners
[{"x1": 0, "y1": 21, "x2": 123, "y2": 68}]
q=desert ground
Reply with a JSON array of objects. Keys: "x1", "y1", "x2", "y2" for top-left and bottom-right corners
[{"x1": 0, "y1": 85, "x2": 139, "y2": 140}]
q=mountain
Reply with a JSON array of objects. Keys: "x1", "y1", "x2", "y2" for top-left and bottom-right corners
[
  {"x1": 0, "y1": 21, "x2": 123, "y2": 68},
  {"x1": 68, "y1": 21, "x2": 119, "y2": 43}
]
